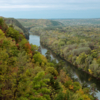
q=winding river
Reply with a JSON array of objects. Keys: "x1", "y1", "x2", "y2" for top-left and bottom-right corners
[{"x1": 29, "y1": 34, "x2": 100, "y2": 99}]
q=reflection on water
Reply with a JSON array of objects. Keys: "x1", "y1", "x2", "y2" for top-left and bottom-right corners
[{"x1": 29, "y1": 35, "x2": 100, "y2": 99}]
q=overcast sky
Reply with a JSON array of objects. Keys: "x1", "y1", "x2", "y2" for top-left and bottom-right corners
[{"x1": 0, "y1": 0, "x2": 100, "y2": 19}]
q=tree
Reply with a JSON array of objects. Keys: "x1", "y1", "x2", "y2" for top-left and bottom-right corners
[
  {"x1": 45, "y1": 50, "x2": 51, "y2": 61},
  {"x1": 0, "y1": 18, "x2": 3, "y2": 26},
  {"x1": 76, "y1": 52, "x2": 87, "y2": 65},
  {"x1": 90, "y1": 83, "x2": 98, "y2": 98},
  {"x1": 89, "y1": 59, "x2": 99, "y2": 76},
  {"x1": 6, "y1": 27, "x2": 19, "y2": 42}
]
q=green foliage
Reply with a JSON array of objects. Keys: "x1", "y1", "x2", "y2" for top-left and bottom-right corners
[
  {"x1": 0, "y1": 18, "x2": 8, "y2": 31},
  {"x1": 91, "y1": 50, "x2": 98, "y2": 58},
  {"x1": 30, "y1": 44, "x2": 38, "y2": 54},
  {"x1": 72, "y1": 47, "x2": 91, "y2": 56},
  {"x1": 6, "y1": 27, "x2": 19, "y2": 42},
  {"x1": 45, "y1": 50, "x2": 51, "y2": 61},
  {"x1": 89, "y1": 59, "x2": 99, "y2": 76},
  {"x1": 64, "y1": 80, "x2": 72, "y2": 88},
  {"x1": 5, "y1": 17, "x2": 29, "y2": 39},
  {"x1": 19, "y1": 38, "x2": 28, "y2": 47},
  {"x1": 76, "y1": 52, "x2": 87, "y2": 65},
  {"x1": 33, "y1": 52, "x2": 45, "y2": 65},
  {"x1": 73, "y1": 82, "x2": 81, "y2": 92},
  {"x1": 0, "y1": 18, "x2": 4, "y2": 26},
  {"x1": 14, "y1": 26, "x2": 24, "y2": 33},
  {"x1": 54, "y1": 92, "x2": 65, "y2": 100},
  {"x1": 0, "y1": 29, "x2": 5, "y2": 37},
  {"x1": 46, "y1": 67, "x2": 58, "y2": 76}
]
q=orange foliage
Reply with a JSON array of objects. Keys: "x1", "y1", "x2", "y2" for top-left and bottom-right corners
[{"x1": 24, "y1": 42, "x2": 33, "y2": 54}]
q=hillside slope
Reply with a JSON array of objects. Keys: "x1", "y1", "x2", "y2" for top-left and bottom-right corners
[
  {"x1": 4, "y1": 17, "x2": 29, "y2": 39},
  {"x1": 53, "y1": 19, "x2": 100, "y2": 26},
  {"x1": 17, "y1": 19, "x2": 64, "y2": 29}
]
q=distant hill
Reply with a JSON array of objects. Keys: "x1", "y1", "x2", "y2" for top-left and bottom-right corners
[
  {"x1": 17, "y1": 19, "x2": 64, "y2": 29},
  {"x1": 4, "y1": 18, "x2": 29, "y2": 39},
  {"x1": 53, "y1": 19, "x2": 100, "y2": 26}
]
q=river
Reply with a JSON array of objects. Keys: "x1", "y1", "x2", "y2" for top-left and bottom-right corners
[{"x1": 29, "y1": 34, "x2": 100, "y2": 99}]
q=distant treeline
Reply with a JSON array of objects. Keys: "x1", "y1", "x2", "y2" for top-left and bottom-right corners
[{"x1": 40, "y1": 25, "x2": 100, "y2": 79}]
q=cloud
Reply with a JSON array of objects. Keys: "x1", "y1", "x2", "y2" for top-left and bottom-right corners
[
  {"x1": 0, "y1": 5, "x2": 51, "y2": 9},
  {"x1": 0, "y1": 0, "x2": 100, "y2": 11},
  {"x1": 1, "y1": 0, "x2": 100, "y2": 4}
]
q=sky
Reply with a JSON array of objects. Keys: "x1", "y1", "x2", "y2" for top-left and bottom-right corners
[{"x1": 0, "y1": 0, "x2": 100, "y2": 19}]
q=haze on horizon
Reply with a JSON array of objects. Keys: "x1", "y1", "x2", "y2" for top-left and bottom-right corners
[{"x1": 0, "y1": 0, "x2": 100, "y2": 19}]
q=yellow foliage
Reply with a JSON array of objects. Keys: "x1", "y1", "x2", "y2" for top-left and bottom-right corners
[
  {"x1": 0, "y1": 29, "x2": 5, "y2": 37},
  {"x1": 83, "y1": 95, "x2": 91, "y2": 100},
  {"x1": 69, "y1": 85, "x2": 73, "y2": 90},
  {"x1": 76, "y1": 89, "x2": 84, "y2": 95},
  {"x1": 88, "y1": 69, "x2": 93, "y2": 74},
  {"x1": 31, "y1": 58, "x2": 35, "y2": 63}
]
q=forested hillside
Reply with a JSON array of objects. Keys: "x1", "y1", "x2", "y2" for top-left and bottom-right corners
[
  {"x1": 17, "y1": 19, "x2": 64, "y2": 33},
  {"x1": 0, "y1": 18, "x2": 95, "y2": 100},
  {"x1": 40, "y1": 25, "x2": 100, "y2": 79},
  {"x1": 18, "y1": 19, "x2": 63, "y2": 28},
  {"x1": 0, "y1": 17, "x2": 29, "y2": 39},
  {"x1": 53, "y1": 19, "x2": 100, "y2": 26}
]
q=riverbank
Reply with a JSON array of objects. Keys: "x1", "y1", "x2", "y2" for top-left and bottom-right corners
[{"x1": 40, "y1": 40, "x2": 100, "y2": 80}]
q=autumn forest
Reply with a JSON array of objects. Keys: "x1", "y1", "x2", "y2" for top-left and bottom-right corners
[{"x1": 0, "y1": 17, "x2": 100, "y2": 100}]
